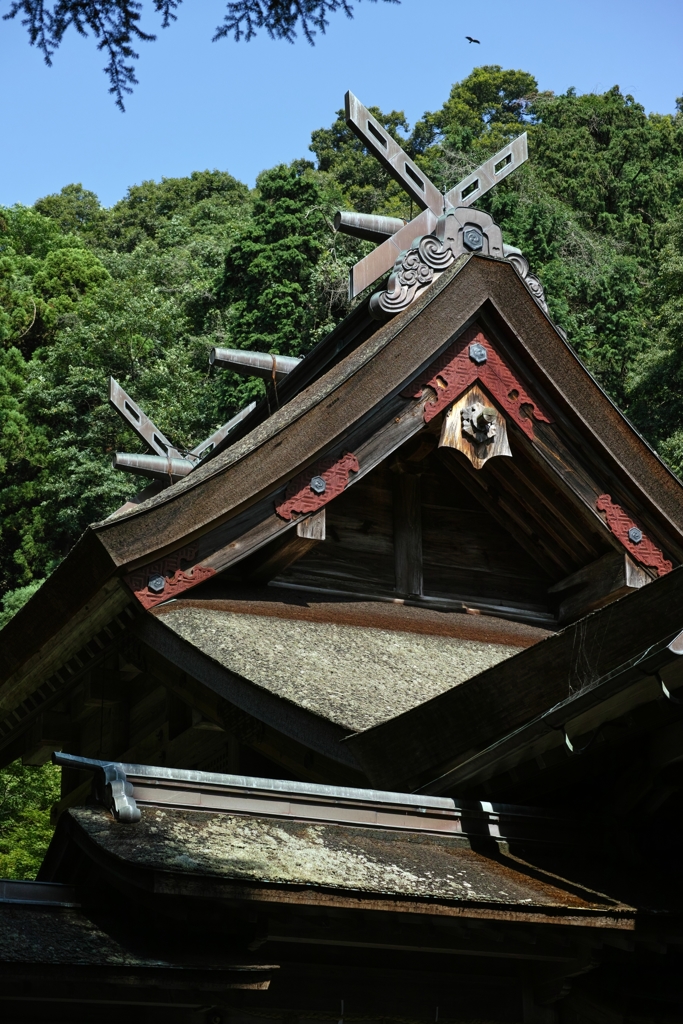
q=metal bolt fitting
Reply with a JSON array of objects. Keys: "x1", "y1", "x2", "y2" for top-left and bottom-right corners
[
  {"x1": 463, "y1": 226, "x2": 484, "y2": 252},
  {"x1": 469, "y1": 342, "x2": 487, "y2": 364},
  {"x1": 628, "y1": 527, "x2": 643, "y2": 545},
  {"x1": 148, "y1": 574, "x2": 166, "y2": 594},
  {"x1": 310, "y1": 476, "x2": 327, "y2": 495}
]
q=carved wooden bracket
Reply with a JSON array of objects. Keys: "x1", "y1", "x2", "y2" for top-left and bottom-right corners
[
  {"x1": 596, "y1": 495, "x2": 673, "y2": 576},
  {"x1": 276, "y1": 452, "x2": 360, "y2": 521},
  {"x1": 124, "y1": 545, "x2": 216, "y2": 610},
  {"x1": 439, "y1": 384, "x2": 511, "y2": 470},
  {"x1": 404, "y1": 326, "x2": 551, "y2": 440}
]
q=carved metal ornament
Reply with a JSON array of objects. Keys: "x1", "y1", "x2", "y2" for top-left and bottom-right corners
[
  {"x1": 276, "y1": 452, "x2": 360, "y2": 521},
  {"x1": 404, "y1": 326, "x2": 552, "y2": 441},
  {"x1": 124, "y1": 544, "x2": 216, "y2": 610},
  {"x1": 596, "y1": 495, "x2": 672, "y2": 576},
  {"x1": 368, "y1": 207, "x2": 548, "y2": 321},
  {"x1": 53, "y1": 752, "x2": 141, "y2": 823},
  {"x1": 342, "y1": 91, "x2": 528, "y2": 299}
]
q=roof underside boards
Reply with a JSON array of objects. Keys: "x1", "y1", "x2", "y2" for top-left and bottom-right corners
[
  {"x1": 152, "y1": 604, "x2": 527, "y2": 733},
  {"x1": 3, "y1": 255, "x2": 683, "y2": 735},
  {"x1": 64, "y1": 805, "x2": 631, "y2": 928}
]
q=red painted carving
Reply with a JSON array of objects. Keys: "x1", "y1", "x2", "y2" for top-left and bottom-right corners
[
  {"x1": 276, "y1": 452, "x2": 360, "y2": 521},
  {"x1": 403, "y1": 326, "x2": 552, "y2": 440},
  {"x1": 124, "y1": 545, "x2": 216, "y2": 610},
  {"x1": 596, "y1": 494, "x2": 672, "y2": 576}
]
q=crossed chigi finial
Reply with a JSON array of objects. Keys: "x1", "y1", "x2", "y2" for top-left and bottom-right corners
[
  {"x1": 336, "y1": 91, "x2": 528, "y2": 299},
  {"x1": 109, "y1": 91, "x2": 530, "y2": 492}
]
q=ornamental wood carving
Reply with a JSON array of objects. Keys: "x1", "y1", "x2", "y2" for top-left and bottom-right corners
[
  {"x1": 596, "y1": 495, "x2": 672, "y2": 576},
  {"x1": 404, "y1": 326, "x2": 551, "y2": 440},
  {"x1": 124, "y1": 545, "x2": 216, "y2": 610},
  {"x1": 276, "y1": 453, "x2": 360, "y2": 521},
  {"x1": 439, "y1": 385, "x2": 512, "y2": 469}
]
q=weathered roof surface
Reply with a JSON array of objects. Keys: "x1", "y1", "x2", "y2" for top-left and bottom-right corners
[
  {"x1": 0, "y1": 904, "x2": 167, "y2": 966},
  {"x1": 346, "y1": 564, "x2": 683, "y2": 791},
  {"x1": 167, "y1": 590, "x2": 550, "y2": 646},
  {"x1": 70, "y1": 805, "x2": 625, "y2": 918},
  {"x1": 153, "y1": 604, "x2": 526, "y2": 731}
]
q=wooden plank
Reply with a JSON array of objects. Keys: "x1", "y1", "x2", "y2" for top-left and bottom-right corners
[
  {"x1": 548, "y1": 551, "x2": 651, "y2": 624},
  {"x1": 393, "y1": 472, "x2": 423, "y2": 597},
  {"x1": 245, "y1": 533, "x2": 321, "y2": 585},
  {"x1": 297, "y1": 509, "x2": 326, "y2": 540},
  {"x1": 190, "y1": 394, "x2": 430, "y2": 579},
  {"x1": 278, "y1": 465, "x2": 396, "y2": 596},
  {"x1": 420, "y1": 453, "x2": 552, "y2": 603},
  {"x1": 438, "y1": 448, "x2": 571, "y2": 579},
  {"x1": 495, "y1": 435, "x2": 604, "y2": 559},
  {"x1": 484, "y1": 443, "x2": 599, "y2": 567}
]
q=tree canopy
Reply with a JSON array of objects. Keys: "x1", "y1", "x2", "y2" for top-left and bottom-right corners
[
  {"x1": 3, "y1": 0, "x2": 396, "y2": 108},
  {"x1": 1, "y1": 65, "x2": 683, "y2": 875}
]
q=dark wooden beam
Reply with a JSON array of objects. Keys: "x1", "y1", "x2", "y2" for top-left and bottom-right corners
[
  {"x1": 244, "y1": 511, "x2": 326, "y2": 585},
  {"x1": 393, "y1": 472, "x2": 423, "y2": 597},
  {"x1": 438, "y1": 447, "x2": 568, "y2": 579},
  {"x1": 345, "y1": 559, "x2": 683, "y2": 792},
  {"x1": 548, "y1": 551, "x2": 651, "y2": 624}
]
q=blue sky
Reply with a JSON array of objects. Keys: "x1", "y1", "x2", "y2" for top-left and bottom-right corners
[{"x1": 1, "y1": 0, "x2": 681, "y2": 208}]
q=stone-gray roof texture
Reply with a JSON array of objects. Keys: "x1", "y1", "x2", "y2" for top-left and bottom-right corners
[
  {"x1": 153, "y1": 604, "x2": 529, "y2": 732},
  {"x1": 0, "y1": 904, "x2": 168, "y2": 966}
]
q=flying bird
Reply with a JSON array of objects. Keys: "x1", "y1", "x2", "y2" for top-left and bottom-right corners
[{"x1": 466, "y1": 36, "x2": 480, "y2": 43}]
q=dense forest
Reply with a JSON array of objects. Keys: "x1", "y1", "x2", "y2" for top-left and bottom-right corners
[{"x1": 1, "y1": 66, "x2": 683, "y2": 874}]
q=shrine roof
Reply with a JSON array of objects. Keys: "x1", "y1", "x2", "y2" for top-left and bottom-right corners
[
  {"x1": 3, "y1": 253, "x2": 683, "y2": 774},
  {"x1": 0, "y1": 902, "x2": 168, "y2": 966},
  {"x1": 64, "y1": 803, "x2": 631, "y2": 926},
  {"x1": 151, "y1": 602, "x2": 532, "y2": 732}
]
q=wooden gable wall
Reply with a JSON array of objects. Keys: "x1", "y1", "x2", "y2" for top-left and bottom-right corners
[{"x1": 275, "y1": 448, "x2": 555, "y2": 623}]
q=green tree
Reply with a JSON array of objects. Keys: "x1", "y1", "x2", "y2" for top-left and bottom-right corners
[{"x1": 0, "y1": 760, "x2": 61, "y2": 879}]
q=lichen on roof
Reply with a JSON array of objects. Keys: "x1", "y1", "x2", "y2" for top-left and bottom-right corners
[
  {"x1": 71, "y1": 805, "x2": 614, "y2": 913},
  {"x1": 154, "y1": 607, "x2": 524, "y2": 731}
]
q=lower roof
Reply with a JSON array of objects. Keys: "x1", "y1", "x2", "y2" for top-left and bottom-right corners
[
  {"x1": 0, "y1": 901, "x2": 168, "y2": 967},
  {"x1": 70, "y1": 803, "x2": 622, "y2": 920},
  {"x1": 43, "y1": 754, "x2": 634, "y2": 930}
]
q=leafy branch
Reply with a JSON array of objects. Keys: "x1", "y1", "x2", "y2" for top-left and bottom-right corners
[{"x1": 3, "y1": 0, "x2": 396, "y2": 110}]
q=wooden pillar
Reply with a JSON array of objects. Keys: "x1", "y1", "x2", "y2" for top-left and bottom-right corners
[{"x1": 393, "y1": 472, "x2": 423, "y2": 597}]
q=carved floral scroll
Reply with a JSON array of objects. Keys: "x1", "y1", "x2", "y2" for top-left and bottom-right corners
[
  {"x1": 596, "y1": 495, "x2": 672, "y2": 576},
  {"x1": 404, "y1": 326, "x2": 551, "y2": 440},
  {"x1": 276, "y1": 452, "x2": 360, "y2": 521},
  {"x1": 124, "y1": 545, "x2": 216, "y2": 610}
]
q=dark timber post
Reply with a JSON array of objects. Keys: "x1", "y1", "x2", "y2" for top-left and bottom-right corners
[{"x1": 393, "y1": 471, "x2": 423, "y2": 597}]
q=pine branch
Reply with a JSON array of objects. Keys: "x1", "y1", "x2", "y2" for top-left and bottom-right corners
[{"x1": 3, "y1": 0, "x2": 398, "y2": 109}]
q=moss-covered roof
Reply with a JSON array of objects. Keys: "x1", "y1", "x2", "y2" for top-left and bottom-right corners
[
  {"x1": 71, "y1": 805, "x2": 621, "y2": 915},
  {"x1": 153, "y1": 606, "x2": 524, "y2": 731},
  {"x1": 0, "y1": 904, "x2": 167, "y2": 966}
]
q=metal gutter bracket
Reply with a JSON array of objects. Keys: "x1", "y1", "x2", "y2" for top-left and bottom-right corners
[{"x1": 53, "y1": 752, "x2": 141, "y2": 823}]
